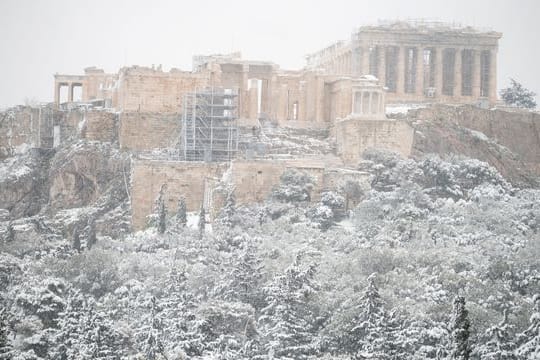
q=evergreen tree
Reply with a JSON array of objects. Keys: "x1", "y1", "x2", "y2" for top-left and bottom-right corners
[
  {"x1": 160, "y1": 270, "x2": 204, "y2": 357},
  {"x1": 0, "y1": 307, "x2": 12, "y2": 360},
  {"x1": 155, "y1": 185, "x2": 167, "y2": 234},
  {"x1": 143, "y1": 297, "x2": 167, "y2": 360},
  {"x1": 475, "y1": 309, "x2": 517, "y2": 360},
  {"x1": 258, "y1": 250, "x2": 320, "y2": 359},
  {"x1": 198, "y1": 206, "x2": 206, "y2": 239},
  {"x1": 222, "y1": 240, "x2": 265, "y2": 309},
  {"x1": 450, "y1": 296, "x2": 472, "y2": 360},
  {"x1": 52, "y1": 291, "x2": 126, "y2": 359},
  {"x1": 220, "y1": 188, "x2": 237, "y2": 228},
  {"x1": 72, "y1": 224, "x2": 81, "y2": 252},
  {"x1": 340, "y1": 273, "x2": 397, "y2": 359},
  {"x1": 517, "y1": 294, "x2": 540, "y2": 359},
  {"x1": 86, "y1": 218, "x2": 97, "y2": 250},
  {"x1": 500, "y1": 79, "x2": 537, "y2": 109},
  {"x1": 176, "y1": 196, "x2": 187, "y2": 228},
  {"x1": 3, "y1": 222, "x2": 14, "y2": 243}
]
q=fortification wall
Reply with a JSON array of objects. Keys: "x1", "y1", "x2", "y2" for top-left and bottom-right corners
[
  {"x1": 119, "y1": 112, "x2": 180, "y2": 151},
  {"x1": 115, "y1": 69, "x2": 210, "y2": 112},
  {"x1": 335, "y1": 119, "x2": 414, "y2": 164},
  {"x1": 0, "y1": 107, "x2": 40, "y2": 157},
  {"x1": 130, "y1": 159, "x2": 329, "y2": 230},
  {"x1": 131, "y1": 161, "x2": 227, "y2": 229},
  {"x1": 84, "y1": 111, "x2": 118, "y2": 143}
]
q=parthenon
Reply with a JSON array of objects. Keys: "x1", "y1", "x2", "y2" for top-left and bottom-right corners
[{"x1": 306, "y1": 20, "x2": 502, "y2": 105}]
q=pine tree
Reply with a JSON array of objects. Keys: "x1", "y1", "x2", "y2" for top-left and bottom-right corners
[
  {"x1": 0, "y1": 307, "x2": 12, "y2": 360},
  {"x1": 143, "y1": 297, "x2": 167, "y2": 360},
  {"x1": 155, "y1": 185, "x2": 167, "y2": 234},
  {"x1": 3, "y1": 222, "x2": 14, "y2": 243},
  {"x1": 450, "y1": 296, "x2": 472, "y2": 360},
  {"x1": 52, "y1": 291, "x2": 126, "y2": 359},
  {"x1": 176, "y1": 196, "x2": 187, "y2": 228},
  {"x1": 517, "y1": 294, "x2": 540, "y2": 359},
  {"x1": 220, "y1": 189, "x2": 236, "y2": 228},
  {"x1": 198, "y1": 206, "x2": 206, "y2": 239},
  {"x1": 222, "y1": 240, "x2": 265, "y2": 309},
  {"x1": 86, "y1": 218, "x2": 97, "y2": 250},
  {"x1": 475, "y1": 309, "x2": 517, "y2": 360},
  {"x1": 160, "y1": 270, "x2": 204, "y2": 357},
  {"x1": 340, "y1": 273, "x2": 397, "y2": 359},
  {"x1": 72, "y1": 224, "x2": 81, "y2": 252},
  {"x1": 258, "y1": 250, "x2": 320, "y2": 359}
]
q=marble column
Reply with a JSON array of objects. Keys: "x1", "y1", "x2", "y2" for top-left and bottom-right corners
[
  {"x1": 434, "y1": 47, "x2": 443, "y2": 98},
  {"x1": 377, "y1": 46, "x2": 386, "y2": 87},
  {"x1": 54, "y1": 84, "x2": 60, "y2": 105},
  {"x1": 396, "y1": 46, "x2": 405, "y2": 95},
  {"x1": 472, "y1": 49, "x2": 482, "y2": 99},
  {"x1": 454, "y1": 48, "x2": 462, "y2": 97},
  {"x1": 68, "y1": 83, "x2": 74, "y2": 102},
  {"x1": 489, "y1": 49, "x2": 498, "y2": 104},
  {"x1": 415, "y1": 47, "x2": 424, "y2": 97}
]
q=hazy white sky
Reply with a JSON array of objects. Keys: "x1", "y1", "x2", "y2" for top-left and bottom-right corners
[{"x1": 0, "y1": 0, "x2": 539, "y2": 107}]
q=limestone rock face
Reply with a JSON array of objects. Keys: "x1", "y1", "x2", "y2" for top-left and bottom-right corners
[
  {"x1": 0, "y1": 149, "x2": 53, "y2": 219},
  {"x1": 408, "y1": 105, "x2": 540, "y2": 187},
  {"x1": 48, "y1": 142, "x2": 130, "y2": 210}
]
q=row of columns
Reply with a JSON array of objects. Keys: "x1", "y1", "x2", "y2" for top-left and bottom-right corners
[
  {"x1": 353, "y1": 45, "x2": 497, "y2": 102},
  {"x1": 54, "y1": 82, "x2": 83, "y2": 104},
  {"x1": 353, "y1": 90, "x2": 384, "y2": 116}
]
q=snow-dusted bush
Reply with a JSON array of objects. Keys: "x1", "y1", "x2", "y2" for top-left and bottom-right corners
[{"x1": 271, "y1": 169, "x2": 315, "y2": 203}]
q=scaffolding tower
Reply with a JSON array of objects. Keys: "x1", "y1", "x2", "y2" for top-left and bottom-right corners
[{"x1": 181, "y1": 87, "x2": 239, "y2": 162}]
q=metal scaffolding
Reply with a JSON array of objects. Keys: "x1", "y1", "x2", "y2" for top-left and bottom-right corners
[{"x1": 181, "y1": 87, "x2": 239, "y2": 162}]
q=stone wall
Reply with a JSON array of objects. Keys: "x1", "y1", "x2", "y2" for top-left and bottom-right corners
[
  {"x1": 130, "y1": 159, "x2": 329, "y2": 230},
  {"x1": 130, "y1": 160, "x2": 227, "y2": 229},
  {"x1": 0, "y1": 107, "x2": 40, "y2": 158},
  {"x1": 84, "y1": 111, "x2": 118, "y2": 143},
  {"x1": 119, "y1": 112, "x2": 180, "y2": 151},
  {"x1": 335, "y1": 119, "x2": 414, "y2": 164},
  {"x1": 115, "y1": 67, "x2": 211, "y2": 112}
]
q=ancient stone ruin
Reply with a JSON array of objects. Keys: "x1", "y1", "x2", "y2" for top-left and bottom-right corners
[{"x1": 6, "y1": 20, "x2": 538, "y2": 233}]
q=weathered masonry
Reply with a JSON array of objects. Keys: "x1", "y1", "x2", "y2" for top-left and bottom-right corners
[
  {"x1": 306, "y1": 20, "x2": 501, "y2": 105},
  {"x1": 52, "y1": 20, "x2": 503, "y2": 127}
]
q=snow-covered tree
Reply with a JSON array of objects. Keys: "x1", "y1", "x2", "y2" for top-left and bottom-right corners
[
  {"x1": 341, "y1": 180, "x2": 363, "y2": 212},
  {"x1": 155, "y1": 185, "x2": 167, "y2": 234},
  {"x1": 86, "y1": 218, "x2": 97, "y2": 250},
  {"x1": 72, "y1": 224, "x2": 81, "y2": 252},
  {"x1": 450, "y1": 296, "x2": 472, "y2": 360},
  {"x1": 500, "y1": 79, "x2": 537, "y2": 109},
  {"x1": 143, "y1": 297, "x2": 167, "y2": 360},
  {"x1": 339, "y1": 273, "x2": 398, "y2": 359},
  {"x1": 517, "y1": 294, "x2": 540, "y2": 359},
  {"x1": 160, "y1": 270, "x2": 204, "y2": 357},
  {"x1": 475, "y1": 309, "x2": 517, "y2": 360},
  {"x1": 176, "y1": 196, "x2": 187, "y2": 228},
  {"x1": 198, "y1": 206, "x2": 206, "y2": 239},
  {"x1": 220, "y1": 188, "x2": 237, "y2": 228},
  {"x1": 221, "y1": 239, "x2": 265, "y2": 309},
  {"x1": 271, "y1": 169, "x2": 315, "y2": 203},
  {"x1": 3, "y1": 222, "x2": 14, "y2": 243},
  {"x1": 258, "y1": 250, "x2": 320, "y2": 359},
  {"x1": 52, "y1": 290, "x2": 127, "y2": 359},
  {"x1": 0, "y1": 307, "x2": 12, "y2": 360}
]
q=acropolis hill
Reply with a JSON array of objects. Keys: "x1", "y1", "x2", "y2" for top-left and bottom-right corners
[{"x1": 1, "y1": 20, "x2": 539, "y2": 232}]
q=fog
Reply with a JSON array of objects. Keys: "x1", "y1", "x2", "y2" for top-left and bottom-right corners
[{"x1": 0, "y1": 0, "x2": 539, "y2": 107}]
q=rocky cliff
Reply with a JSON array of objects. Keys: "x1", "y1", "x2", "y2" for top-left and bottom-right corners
[{"x1": 406, "y1": 105, "x2": 540, "y2": 187}]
